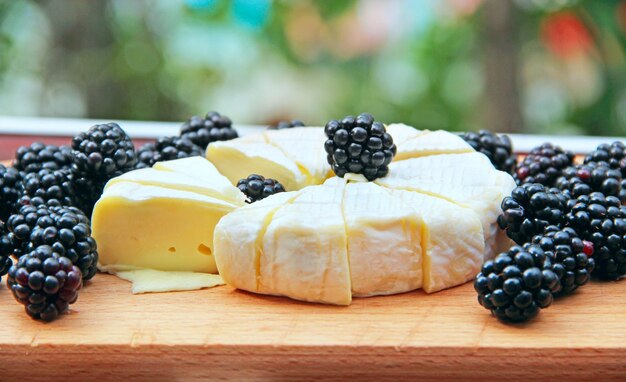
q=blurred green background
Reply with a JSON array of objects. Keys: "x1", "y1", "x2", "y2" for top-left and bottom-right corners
[{"x1": 0, "y1": 0, "x2": 625, "y2": 135}]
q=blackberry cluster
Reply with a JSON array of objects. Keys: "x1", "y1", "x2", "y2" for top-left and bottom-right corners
[
  {"x1": 532, "y1": 226, "x2": 594, "y2": 294},
  {"x1": 7, "y1": 245, "x2": 82, "y2": 322},
  {"x1": 565, "y1": 192, "x2": 626, "y2": 280},
  {"x1": 0, "y1": 164, "x2": 22, "y2": 221},
  {"x1": 135, "y1": 136, "x2": 203, "y2": 169},
  {"x1": 474, "y1": 244, "x2": 560, "y2": 322},
  {"x1": 14, "y1": 143, "x2": 73, "y2": 174},
  {"x1": 497, "y1": 183, "x2": 568, "y2": 245},
  {"x1": 20, "y1": 168, "x2": 76, "y2": 208},
  {"x1": 556, "y1": 162, "x2": 624, "y2": 200},
  {"x1": 324, "y1": 113, "x2": 396, "y2": 181},
  {"x1": 0, "y1": 221, "x2": 13, "y2": 282},
  {"x1": 71, "y1": 122, "x2": 136, "y2": 179},
  {"x1": 515, "y1": 143, "x2": 575, "y2": 186},
  {"x1": 460, "y1": 130, "x2": 516, "y2": 174},
  {"x1": 180, "y1": 111, "x2": 238, "y2": 150},
  {"x1": 237, "y1": 174, "x2": 285, "y2": 204},
  {"x1": 584, "y1": 141, "x2": 626, "y2": 176},
  {"x1": 269, "y1": 120, "x2": 305, "y2": 130},
  {"x1": 6, "y1": 202, "x2": 98, "y2": 280}
]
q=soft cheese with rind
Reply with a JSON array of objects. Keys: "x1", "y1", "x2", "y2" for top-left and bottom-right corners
[
  {"x1": 385, "y1": 123, "x2": 425, "y2": 146},
  {"x1": 93, "y1": 181, "x2": 238, "y2": 274},
  {"x1": 342, "y1": 182, "x2": 423, "y2": 297},
  {"x1": 394, "y1": 130, "x2": 474, "y2": 161},
  {"x1": 389, "y1": 189, "x2": 485, "y2": 293},
  {"x1": 259, "y1": 179, "x2": 352, "y2": 305}
]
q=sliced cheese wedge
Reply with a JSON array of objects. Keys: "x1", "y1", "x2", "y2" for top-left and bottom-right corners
[
  {"x1": 260, "y1": 179, "x2": 352, "y2": 305},
  {"x1": 263, "y1": 127, "x2": 331, "y2": 184},
  {"x1": 386, "y1": 123, "x2": 425, "y2": 146},
  {"x1": 207, "y1": 140, "x2": 306, "y2": 190},
  {"x1": 343, "y1": 182, "x2": 423, "y2": 297},
  {"x1": 214, "y1": 191, "x2": 298, "y2": 294},
  {"x1": 152, "y1": 156, "x2": 245, "y2": 205},
  {"x1": 395, "y1": 130, "x2": 474, "y2": 161},
  {"x1": 389, "y1": 189, "x2": 484, "y2": 293},
  {"x1": 375, "y1": 152, "x2": 515, "y2": 260},
  {"x1": 93, "y1": 181, "x2": 238, "y2": 274}
]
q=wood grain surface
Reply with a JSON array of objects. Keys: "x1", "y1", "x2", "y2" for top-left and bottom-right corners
[{"x1": 1, "y1": 274, "x2": 626, "y2": 381}]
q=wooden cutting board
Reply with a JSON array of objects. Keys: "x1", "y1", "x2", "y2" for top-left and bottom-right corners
[{"x1": 2, "y1": 159, "x2": 626, "y2": 381}]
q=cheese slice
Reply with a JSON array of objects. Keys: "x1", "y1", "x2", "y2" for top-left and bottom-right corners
[
  {"x1": 214, "y1": 191, "x2": 299, "y2": 294},
  {"x1": 207, "y1": 140, "x2": 306, "y2": 190},
  {"x1": 263, "y1": 127, "x2": 331, "y2": 184},
  {"x1": 375, "y1": 152, "x2": 515, "y2": 260},
  {"x1": 394, "y1": 130, "x2": 474, "y2": 161},
  {"x1": 93, "y1": 181, "x2": 238, "y2": 273},
  {"x1": 389, "y1": 189, "x2": 484, "y2": 293},
  {"x1": 343, "y1": 182, "x2": 423, "y2": 297},
  {"x1": 386, "y1": 123, "x2": 425, "y2": 146},
  {"x1": 105, "y1": 167, "x2": 245, "y2": 206},
  {"x1": 152, "y1": 156, "x2": 245, "y2": 205},
  {"x1": 260, "y1": 179, "x2": 351, "y2": 305}
]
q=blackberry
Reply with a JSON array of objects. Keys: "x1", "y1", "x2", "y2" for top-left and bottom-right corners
[
  {"x1": 0, "y1": 221, "x2": 13, "y2": 280},
  {"x1": 460, "y1": 130, "x2": 516, "y2": 174},
  {"x1": 532, "y1": 226, "x2": 594, "y2": 294},
  {"x1": 515, "y1": 143, "x2": 575, "y2": 186},
  {"x1": 584, "y1": 141, "x2": 626, "y2": 177},
  {"x1": 135, "y1": 136, "x2": 203, "y2": 169},
  {"x1": 6, "y1": 202, "x2": 98, "y2": 280},
  {"x1": 237, "y1": 174, "x2": 285, "y2": 204},
  {"x1": 269, "y1": 120, "x2": 305, "y2": 130},
  {"x1": 0, "y1": 164, "x2": 23, "y2": 221},
  {"x1": 71, "y1": 122, "x2": 136, "y2": 179},
  {"x1": 497, "y1": 183, "x2": 568, "y2": 245},
  {"x1": 6, "y1": 245, "x2": 82, "y2": 322},
  {"x1": 474, "y1": 243, "x2": 560, "y2": 322},
  {"x1": 14, "y1": 143, "x2": 73, "y2": 174},
  {"x1": 180, "y1": 111, "x2": 238, "y2": 150},
  {"x1": 69, "y1": 176, "x2": 105, "y2": 216},
  {"x1": 324, "y1": 113, "x2": 396, "y2": 181},
  {"x1": 20, "y1": 168, "x2": 76, "y2": 209},
  {"x1": 556, "y1": 162, "x2": 623, "y2": 200},
  {"x1": 564, "y1": 192, "x2": 626, "y2": 280}
]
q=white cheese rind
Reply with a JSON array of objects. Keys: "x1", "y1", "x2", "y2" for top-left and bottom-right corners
[
  {"x1": 395, "y1": 130, "x2": 474, "y2": 161},
  {"x1": 343, "y1": 182, "x2": 423, "y2": 297}
]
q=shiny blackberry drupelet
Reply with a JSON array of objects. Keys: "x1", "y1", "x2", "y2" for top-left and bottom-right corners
[
  {"x1": 20, "y1": 168, "x2": 77, "y2": 209},
  {"x1": 324, "y1": 113, "x2": 396, "y2": 181},
  {"x1": 237, "y1": 174, "x2": 285, "y2": 204},
  {"x1": 0, "y1": 221, "x2": 13, "y2": 281},
  {"x1": 6, "y1": 245, "x2": 82, "y2": 322},
  {"x1": 180, "y1": 111, "x2": 238, "y2": 150},
  {"x1": 460, "y1": 130, "x2": 516, "y2": 175},
  {"x1": 14, "y1": 142, "x2": 73, "y2": 174},
  {"x1": 497, "y1": 183, "x2": 569, "y2": 245},
  {"x1": 474, "y1": 243, "x2": 560, "y2": 322},
  {"x1": 532, "y1": 226, "x2": 594, "y2": 294},
  {"x1": 71, "y1": 122, "x2": 136, "y2": 179},
  {"x1": 135, "y1": 136, "x2": 204, "y2": 169},
  {"x1": 514, "y1": 143, "x2": 575, "y2": 186},
  {"x1": 556, "y1": 162, "x2": 624, "y2": 200},
  {"x1": 584, "y1": 141, "x2": 626, "y2": 177},
  {"x1": 6, "y1": 202, "x2": 98, "y2": 281},
  {"x1": 0, "y1": 164, "x2": 23, "y2": 221},
  {"x1": 564, "y1": 192, "x2": 626, "y2": 280},
  {"x1": 269, "y1": 120, "x2": 306, "y2": 130}
]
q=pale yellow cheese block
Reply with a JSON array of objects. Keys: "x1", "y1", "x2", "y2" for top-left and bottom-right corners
[
  {"x1": 93, "y1": 182, "x2": 238, "y2": 274},
  {"x1": 342, "y1": 181, "x2": 423, "y2": 297},
  {"x1": 259, "y1": 179, "x2": 352, "y2": 305}
]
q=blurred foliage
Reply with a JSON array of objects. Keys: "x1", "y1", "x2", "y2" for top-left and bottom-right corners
[{"x1": 0, "y1": 0, "x2": 625, "y2": 136}]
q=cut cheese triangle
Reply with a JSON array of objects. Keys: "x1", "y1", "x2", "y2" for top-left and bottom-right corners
[
  {"x1": 260, "y1": 179, "x2": 352, "y2": 305},
  {"x1": 207, "y1": 140, "x2": 306, "y2": 190},
  {"x1": 395, "y1": 130, "x2": 474, "y2": 161},
  {"x1": 386, "y1": 123, "x2": 425, "y2": 146},
  {"x1": 389, "y1": 189, "x2": 484, "y2": 293},
  {"x1": 213, "y1": 191, "x2": 298, "y2": 294},
  {"x1": 93, "y1": 181, "x2": 237, "y2": 274},
  {"x1": 263, "y1": 127, "x2": 331, "y2": 185},
  {"x1": 343, "y1": 182, "x2": 423, "y2": 297}
]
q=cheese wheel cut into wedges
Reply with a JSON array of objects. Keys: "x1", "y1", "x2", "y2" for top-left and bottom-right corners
[{"x1": 394, "y1": 130, "x2": 474, "y2": 161}]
